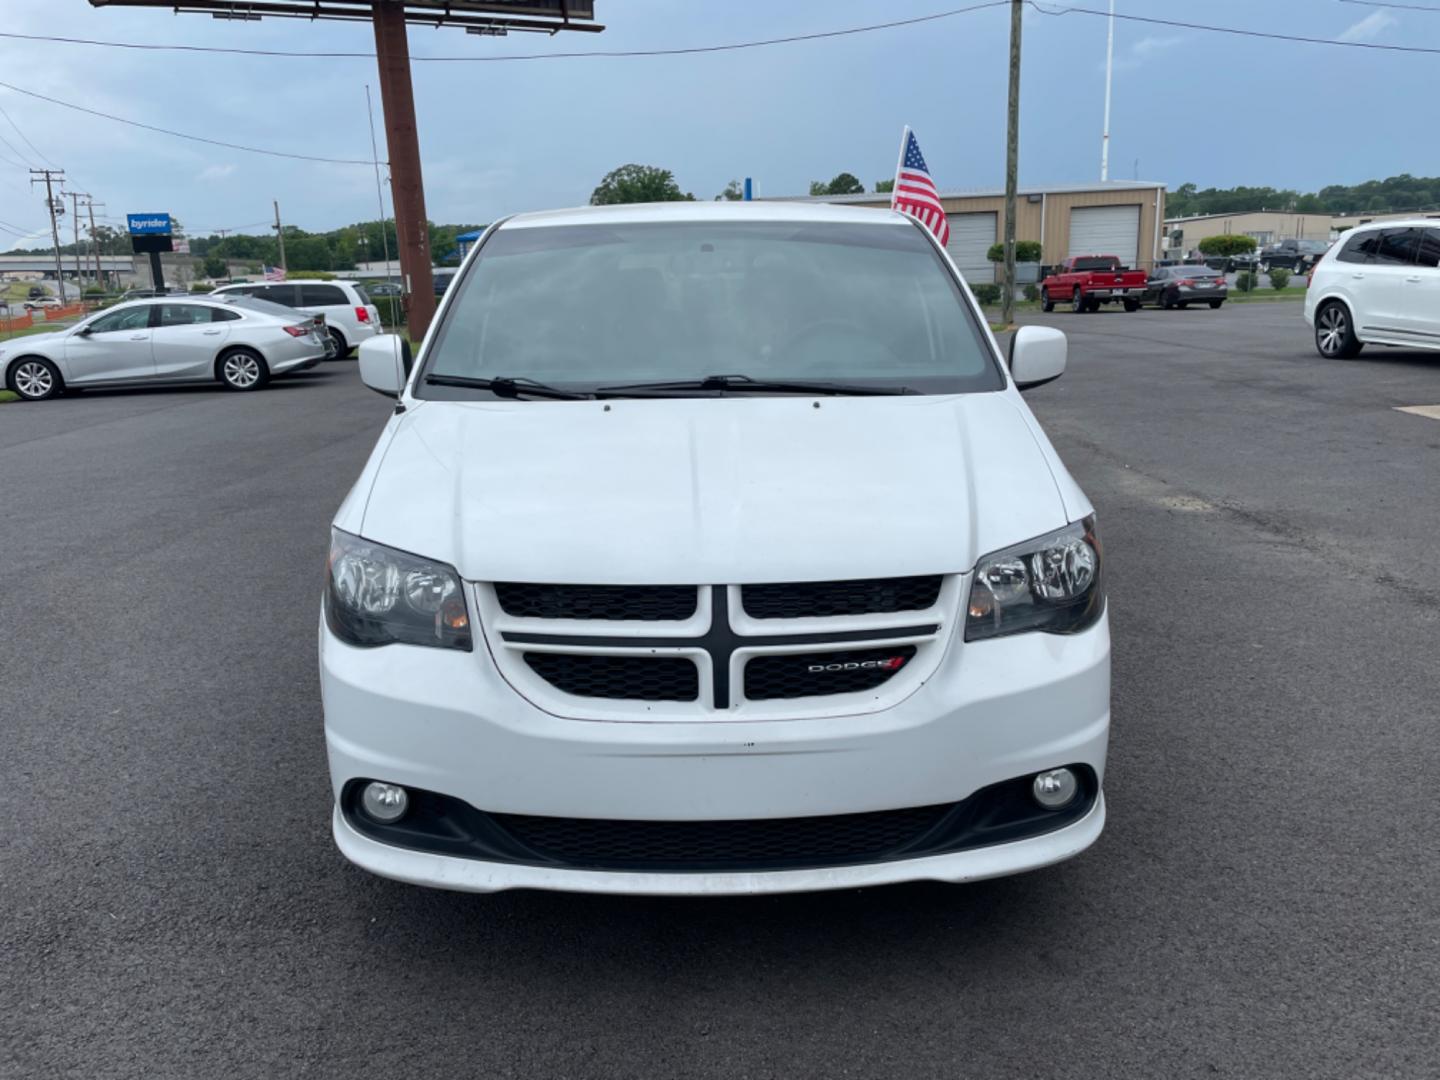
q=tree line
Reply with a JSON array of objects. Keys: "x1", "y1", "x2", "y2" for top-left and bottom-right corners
[
  {"x1": 591, "y1": 165, "x2": 893, "y2": 205},
  {"x1": 1168, "y1": 174, "x2": 1440, "y2": 218}
]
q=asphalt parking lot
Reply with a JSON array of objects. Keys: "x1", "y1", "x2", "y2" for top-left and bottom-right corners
[{"x1": 4, "y1": 303, "x2": 1438, "y2": 1079}]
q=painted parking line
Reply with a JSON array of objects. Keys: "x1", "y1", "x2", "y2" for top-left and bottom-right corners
[{"x1": 1393, "y1": 405, "x2": 1440, "y2": 421}]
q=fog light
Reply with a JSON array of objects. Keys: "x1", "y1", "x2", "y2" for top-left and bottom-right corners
[
  {"x1": 361, "y1": 781, "x2": 409, "y2": 823},
  {"x1": 1032, "y1": 768, "x2": 1078, "y2": 809}
]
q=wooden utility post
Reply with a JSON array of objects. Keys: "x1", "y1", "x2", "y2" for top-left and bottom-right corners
[
  {"x1": 273, "y1": 200, "x2": 287, "y2": 274},
  {"x1": 30, "y1": 169, "x2": 66, "y2": 301},
  {"x1": 1002, "y1": 0, "x2": 1022, "y2": 328},
  {"x1": 68, "y1": 191, "x2": 91, "y2": 290},
  {"x1": 372, "y1": 2, "x2": 435, "y2": 341},
  {"x1": 87, "y1": 198, "x2": 104, "y2": 286}
]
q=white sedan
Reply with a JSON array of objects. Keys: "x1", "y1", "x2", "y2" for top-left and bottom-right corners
[{"x1": 1, "y1": 296, "x2": 332, "y2": 401}]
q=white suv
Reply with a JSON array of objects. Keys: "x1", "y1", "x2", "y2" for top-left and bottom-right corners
[
  {"x1": 1305, "y1": 220, "x2": 1440, "y2": 359},
  {"x1": 210, "y1": 279, "x2": 381, "y2": 357},
  {"x1": 322, "y1": 202, "x2": 1108, "y2": 897}
]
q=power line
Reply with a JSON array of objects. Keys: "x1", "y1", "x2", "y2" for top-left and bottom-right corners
[
  {"x1": 0, "y1": 80, "x2": 380, "y2": 166},
  {"x1": 0, "y1": 101, "x2": 57, "y2": 167},
  {"x1": 1027, "y1": 2, "x2": 1440, "y2": 52},
  {"x1": 1339, "y1": 0, "x2": 1440, "y2": 11},
  {"x1": 0, "y1": 3, "x2": 1012, "y2": 62}
]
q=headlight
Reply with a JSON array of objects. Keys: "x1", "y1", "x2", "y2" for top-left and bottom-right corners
[
  {"x1": 324, "y1": 528, "x2": 471, "y2": 650},
  {"x1": 965, "y1": 517, "x2": 1104, "y2": 642}
]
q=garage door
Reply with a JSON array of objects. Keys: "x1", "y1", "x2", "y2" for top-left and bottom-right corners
[
  {"x1": 1068, "y1": 205, "x2": 1141, "y2": 267},
  {"x1": 945, "y1": 212, "x2": 997, "y2": 284}
]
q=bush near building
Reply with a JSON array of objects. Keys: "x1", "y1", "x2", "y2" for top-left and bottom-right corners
[{"x1": 1268, "y1": 268, "x2": 1292, "y2": 290}]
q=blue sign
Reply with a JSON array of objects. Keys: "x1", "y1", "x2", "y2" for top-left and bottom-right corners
[{"x1": 127, "y1": 213, "x2": 172, "y2": 236}]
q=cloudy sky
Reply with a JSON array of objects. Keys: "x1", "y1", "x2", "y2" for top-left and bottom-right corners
[{"x1": 0, "y1": 0, "x2": 1431, "y2": 247}]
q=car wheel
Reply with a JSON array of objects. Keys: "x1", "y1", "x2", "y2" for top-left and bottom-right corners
[
  {"x1": 6, "y1": 357, "x2": 62, "y2": 401},
  {"x1": 1123, "y1": 299, "x2": 1140, "y2": 312},
  {"x1": 1259, "y1": 262, "x2": 1270, "y2": 275},
  {"x1": 328, "y1": 327, "x2": 350, "y2": 359},
  {"x1": 1161, "y1": 290, "x2": 1177, "y2": 310},
  {"x1": 1040, "y1": 287, "x2": 1054, "y2": 313},
  {"x1": 1315, "y1": 301, "x2": 1362, "y2": 359},
  {"x1": 1209, "y1": 300, "x2": 1224, "y2": 309},
  {"x1": 217, "y1": 348, "x2": 270, "y2": 391},
  {"x1": 1071, "y1": 288, "x2": 1086, "y2": 313}
]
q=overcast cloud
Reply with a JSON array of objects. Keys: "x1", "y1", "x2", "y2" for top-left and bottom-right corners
[{"x1": 0, "y1": 0, "x2": 1427, "y2": 246}]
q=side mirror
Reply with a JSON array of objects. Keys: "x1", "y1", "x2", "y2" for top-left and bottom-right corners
[
  {"x1": 1009, "y1": 325, "x2": 1066, "y2": 391},
  {"x1": 75, "y1": 324, "x2": 93, "y2": 336},
  {"x1": 358, "y1": 334, "x2": 412, "y2": 398}
]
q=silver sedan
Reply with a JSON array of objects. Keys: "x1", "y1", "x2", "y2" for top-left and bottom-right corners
[{"x1": 1, "y1": 295, "x2": 333, "y2": 402}]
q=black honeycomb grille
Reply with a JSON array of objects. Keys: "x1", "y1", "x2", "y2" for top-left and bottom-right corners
[
  {"x1": 496, "y1": 583, "x2": 697, "y2": 621},
  {"x1": 741, "y1": 576, "x2": 942, "y2": 619},
  {"x1": 491, "y1": 803, "x2": 952, "y2": 870},
  {"x1": 523, "y1": 652, "x2": 698, "y2": 702},
  {"x1": 745, "y1": 645, "x2": 917, "y2": 701}
]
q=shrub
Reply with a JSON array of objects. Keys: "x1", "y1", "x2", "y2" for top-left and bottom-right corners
[
  {"x1": 83, "y1": 285, "x2": 106, "y2": 297},
  {"x1": 1235, "y1": 271, "x2": 1257, "y2": 293},
  {"x1": 971, "y1": 283, "x2": 1002, "y2": 306},
  {"x1": 986, "y1": 240, "x2": 1042, "y2": 264},
  {"x1": 190, "y1": 284, "x2": 211, "y2": 293},
  {"x1": 1268, "y1": 268, "x2": 1291, "y2": 290},
  {"x1": 1023, "y1": 283, "x2": 1040, "y2": 302},
  {"x1": 374, "y1": 296, "x2": 405, "y2": 327},
  {"x1": 1198, "y1": 234, "x2": 1257, "y2": 257}
]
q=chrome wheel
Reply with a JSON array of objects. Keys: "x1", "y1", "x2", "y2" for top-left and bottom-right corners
[
  {"x1": 1317, "y1": 305, "x2": 1347, "y2": 356},
  {"x1": 222, "y1": 353, "x2": 261, "y2": 388},
  {"x1": 14, "y1": 360, "x2": 54, "y2": 399}
]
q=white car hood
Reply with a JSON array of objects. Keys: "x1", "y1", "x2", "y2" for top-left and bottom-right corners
[
  {"x1": 358, "y1": 394, "x2": 1071, "y2": 584},
  {"x1": 1, "y1": 329, "x2": 66, "y2": 352}
]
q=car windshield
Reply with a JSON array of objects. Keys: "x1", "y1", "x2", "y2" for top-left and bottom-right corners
[{"x1": 420, "y1": 220, "x2": 1002, "y2": 397}]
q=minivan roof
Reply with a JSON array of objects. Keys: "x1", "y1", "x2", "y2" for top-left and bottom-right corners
[{"x1": 500, "y1": 201, "x2": 913, "y2": 231}]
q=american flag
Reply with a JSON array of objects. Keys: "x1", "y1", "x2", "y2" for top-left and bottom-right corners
[
  {"x1": 890, "y1": 128, "x2": 949, "y2": 246},
  {"x1": 263, "y1": 265, "x2": 286, "y2": 282}
]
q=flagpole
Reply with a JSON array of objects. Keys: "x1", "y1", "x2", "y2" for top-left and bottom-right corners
[{"x1": 890, "y1": 125, "x2": 911, "y2": 208}]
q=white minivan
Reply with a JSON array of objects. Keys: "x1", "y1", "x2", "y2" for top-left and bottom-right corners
[
  {"x1": 211, "y1": 279, "x2": 381, "y2": 357},
  {"x1": 321, "y1": 202, "x2": 1110, "y2": 896}
]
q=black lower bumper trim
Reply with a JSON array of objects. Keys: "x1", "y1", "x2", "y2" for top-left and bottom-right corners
[{"x1": 340, "y1": 768, "x2": 1099, "y2": 874}]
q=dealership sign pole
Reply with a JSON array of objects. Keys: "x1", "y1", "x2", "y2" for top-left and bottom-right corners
[{"x1": 127, "y1": 213, "x2": 173, "y2": 292}]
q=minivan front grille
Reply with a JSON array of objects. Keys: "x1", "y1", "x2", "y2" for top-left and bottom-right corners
[
  {"x1": 744, "y1": 645, "x2": 918, "y2": 701},
  {"x1": 491, "y1": 803, "x2": 951, "y2": 870},
  {"x1": 496, "y1": 582, "x2": 697, "y2": 622},
  {"x1": 523, "y1": 652, "x2": 699, "y2": 702},
  {"x1": 741, "y1": 576, "x2": 942, "y2": 619}
]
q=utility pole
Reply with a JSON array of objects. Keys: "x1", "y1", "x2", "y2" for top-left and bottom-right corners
[
  {"x1": 372, "y1": 4, "x2": 436, "y2": 340},
  {"x1": 365, "y1": 84, "x2": 393, "y2": 285},
  {"x1": 1002, "y1": 0, "x2": 1022, "y2": 327},
  {"x1": 68, "y1": 190, "x2": 91, "y2": 292},
  {"x1": 1100, "y1": 0, "x2": 1114, "y2": 181},
  {"x1": 86, "y1": 198, "x2": 105, "y2": 288},
  {"x1": 214, "y1": 227, "x2": 233, "y2": 281},
  {"x1": 30, "y1": 168, "x2": 65, "y2": 301},
  {"x1": 272, "y1": 200, "x2": 287, "y2": 274}
]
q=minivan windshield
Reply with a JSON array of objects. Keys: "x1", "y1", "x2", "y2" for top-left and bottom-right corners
[{"x1": 419, "y1": 220, "x2": 1003, "y2": 398}]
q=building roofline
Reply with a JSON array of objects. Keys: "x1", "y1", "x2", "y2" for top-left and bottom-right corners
[{"x1": 769, "y1": 180, "x2": 1167, "y2": 203}]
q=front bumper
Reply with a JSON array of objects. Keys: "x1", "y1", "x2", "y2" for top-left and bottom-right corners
[{"x1": 320, "y1": 612, "x2": 1110, "y2": 894}]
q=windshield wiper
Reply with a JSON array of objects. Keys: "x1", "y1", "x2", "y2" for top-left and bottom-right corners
[
  {"x1": 595, "y1": 374, "x2": 914, "y2": 398},
  {"x1": 424, "y1": 374, "x2": 591, "y2": 400}
]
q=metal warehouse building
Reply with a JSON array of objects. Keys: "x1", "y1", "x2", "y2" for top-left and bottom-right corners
[{"x1": 775, "y1": 180, "x2": 1167, "y2": 282}]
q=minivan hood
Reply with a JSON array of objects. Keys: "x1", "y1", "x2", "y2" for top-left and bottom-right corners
[{"x1": 360, "y1": 395, "x2": 1069, "y2": 584}]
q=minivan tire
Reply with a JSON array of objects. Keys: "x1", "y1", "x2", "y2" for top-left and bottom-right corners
[
  {"x1": 6, "y1": 356, "x2": 63, "y2": 401},
  {"x1": 329, "y1": 327, "x2": 350, "y2": 359},
  {"x1": 1315, "y1": 300, "x2": 1362, "y2": 359},
  {"x1": 217, "y1": 348, "x2": 270, "y2": 391}
]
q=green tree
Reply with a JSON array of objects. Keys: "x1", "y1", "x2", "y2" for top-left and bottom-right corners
[
  {"x1": 202, "y1": 255, "x2": 227, "y2": 279},
  {"x1": 808, "y1": 173, "x2": 866, "y2": 196},
  {"x1": 987, "y1": 241, "x2": 1042, "y2": 263},
  {"x1": 875, "y1": 179, "x2": 895, "y2": 194},
  {"x1": 1197, "y1": 234, "x2": 1257, "y2": 257},
  {"x1": 590, "y1": 164, "x2": 695, "y2": 205},
  {"x1": 715, "y1": 179, "x2": 744, "y2": 201},
  {"x1": 808, "y1": 180, "x2": 828, "y2": 196}
]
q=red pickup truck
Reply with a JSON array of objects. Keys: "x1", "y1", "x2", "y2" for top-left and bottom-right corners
[{"x1": 1040, "y1": 256, "x2": 1148, "y2": 313}]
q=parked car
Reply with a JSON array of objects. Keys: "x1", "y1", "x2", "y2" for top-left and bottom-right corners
[
  {"x1": 1305, "y1": 219, "x2": 1440, "y2": 359},
  {"x1": 1260, "y1": 239, "x2": 1330, "y2": 275},
  {"x1": 117, "y1": 287, "x2": 189, "y2": 302},
  {"x1": 433, "y1": 270, "x2": 456, "y2": 297},
  {"x1": 1040, "y1": 256, "x2": 1148, "y2": 312},
  {"x1": 23, "y1": 297, "x2": 61, "y2": 311},
  {"x1": 1142, "y1": 265, "x2": 1229, "y2": 310},
  {"x1": 0, "y1": 296, "x2": 330, "y2": 401},
  {"x1": 210, "y1": 279, "x2": 380, "y2": 357},
  {"x1": 323, "y1": 201, "x2": 1110, "y2": 896},
  {"x1": 362, "y1": 280, "x2": 402, "y2": 298}
]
